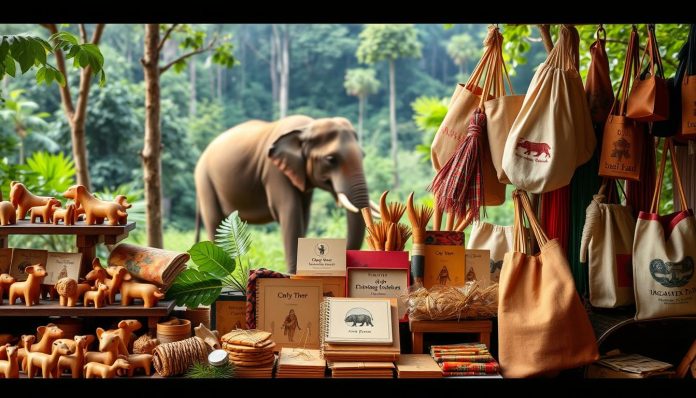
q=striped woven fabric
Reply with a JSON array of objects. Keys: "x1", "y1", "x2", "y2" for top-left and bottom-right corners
[
  {"x1": 442, "y1": 371, "x2": 498, "y2": 377},
  {"x1": 440, "y1": 361, "x2": 499, "y2": 374},
  {"x1": 245, "y1": 268, "x2": 289, "y2": 329},
  {"x1": 434, "y1": 355, "x2": 495, "y2": 363}
]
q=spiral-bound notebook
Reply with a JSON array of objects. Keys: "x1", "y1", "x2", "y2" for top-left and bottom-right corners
[{"x1": 321, "y1": 297, "x2": 393, "y2": 345}]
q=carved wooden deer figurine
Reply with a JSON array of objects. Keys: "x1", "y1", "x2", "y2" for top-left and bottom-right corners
[
  {"x1": 26, "y1": 340, "x2": 71, "y2": 378},
  {"x1": 0, "y1": 345, "x2": 19, "y2": 378},
  {"x1": 84, "y1": 358, "x2": 131, "y2": 379},
  {"x1": 62, "y1": 185, "x2": 128, "y2": 226},
  {"x1": 0, "y1": 200, "x2": 16, "y2": 226},
  {"x1": 83, "y1": 283, "x2": 109, "y2": 308},
  {"x1": 126, "y1": 354, "x2": 153, "y2": 376},
  {"x1": 106, "y1": 320, "x2": 142, "y2": 357},
  {"x1": 29, "y1": 198, "x2": 61, "y2": 223},
  {"x1": 8, "y1": 264, "x2": 47, "y2": 306},
  {"x1": 53, "y1": 203, "x2": 76, "y2": 226},
  {"x1": 85, "y1": 328, "x2": 124, "y2": 366},
  {"x1": 9, "y1": 181, "x2": 52, "y2": 220},
  {"x1": 87, "y1": 259, "x2": 127, "y2": 305},
  {"x1": 119, "y1": 271, "x2": 164, "y2": 308},
  {"x1": 0, "y1": 274, "x2": 15, "y2": 304},
  {"x1": 57, "y1": 335, "x2": 89, "y2": 378}
]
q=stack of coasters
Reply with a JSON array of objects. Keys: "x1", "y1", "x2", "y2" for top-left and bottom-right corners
[
  {"x1": 221, "y1": 329, "x2": 277, "y2": 378},
  {"x1": 276, "y1": 348, "x2": 326, "y2": 378},
  {"x1": 395, "y1": 354, "x2": 443, "y2": 378},
  {"x1": 430, "y1": 343, "x2": 500, "y2": 377},
  {"x1": 328, "y1": 361, "x2": 395, "y2": 378}
]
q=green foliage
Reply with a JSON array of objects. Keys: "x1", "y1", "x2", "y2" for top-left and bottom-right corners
[
  {"x1": 165, "y1": 268, "x2": 223, "y2": 309},
  {"x1": 411, "y1": 96, "x2": 448, "y2": 161},
  {"x1": 344, "y1": 68, "x2": 380, "y2": 98},
  {"x1": 49, "y1": 31, "x2": 106, "y2": 86},
  {"x1": 162, "y1": 24, "x2": 236, "y2": 74},
  {"x1": 215, "y1": 211, "x2": 251, "y2": 260},
  {"x1": 188, "y1": 99, "x2": 225, "y2": 152},
  {"x1": 0, "y1": 34, "x2": 59, "y2": 88},
  {"x1": 24, "y1": 151, "x2": 75, "y2": 194},
  {"x1": 188, "y1": 241, "x2": 236, "y2": 280},
  {"x1": 446, "y1": 33, "x2": 479, "y2": 73},
  {"x1": 0, "y1": 89, "x2": 54, "y2": 162},
  {"x1": 356, "y1": 24, "x2": 422, "y2": 64},
  {"x1": 185, "y1": 362, "x2": 235, "y2": 378}
]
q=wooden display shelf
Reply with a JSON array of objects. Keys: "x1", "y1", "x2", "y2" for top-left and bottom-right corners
[
  {"x1": 409, "y1": 319, "x2": 493, "y2": 354},
  {"x1": 0, "y1": 220, "x2": 135, "y2": 278},
  {"x1": 0, "y1": 299, "x2": 174, "y2": 331}
]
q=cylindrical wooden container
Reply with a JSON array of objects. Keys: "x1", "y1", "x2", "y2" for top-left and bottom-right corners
[
  {"x1": 180, "y1": 306, "x2": 211, "y2": 330},
  {"x1": 157, "y1": 318, "x2": 192, "y2": 344}
]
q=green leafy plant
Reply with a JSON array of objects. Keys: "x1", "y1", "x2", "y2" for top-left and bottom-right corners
[
  {"x1": 166, "y1": 211, "x2": 252, "y2": 308},
  {"x1": 185, "y1": 362, "x2": 235, "y2": 379},
  {"x1": 49, "y1": 31, "x2": 106, "y2": 86}
]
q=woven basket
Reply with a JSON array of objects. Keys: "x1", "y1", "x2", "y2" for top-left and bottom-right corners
[{"x1": 157, "y1": 318, "x2": 191, "y2": 345}]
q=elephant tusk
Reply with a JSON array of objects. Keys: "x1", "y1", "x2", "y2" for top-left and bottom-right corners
[
  {"x1": 369, "y1": 200, "x2": 380, "y2": 214},
  {"x1": 337, "y1": 193, "x2": 360, "y2": 213},
  {"x1": 371, "y1": 209, "x2": 381, "y2": 219}
]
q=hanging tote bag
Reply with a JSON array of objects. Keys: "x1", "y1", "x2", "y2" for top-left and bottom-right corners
[
  {"x1": 430, "y1": 26, "x2": 507, "y2": 220},
  {"x1": 626, "y1": 25, "x2": 670, "y2": 122},
  {"x1": 502, "y1": 25, "x2": 596, "y2": 194},
  {"x1": 466, "y1": 221, "x2": 513, "y2": 284},
  {"x1": 633, "y1": 138, "x2": 696, "y2": 321},
  {"x1": 585, "y1": 26, "x2": 614, "y2": 124},
  {"x1": 580, "y1": 180, "x2": 636, "y2": 308},
  {"x1": 681, "y1": 24, "x2": 696, "y2": 136},
  {"x1": 599, "y1": 26, "x2": 644, "y2": 181},
  {"x1": 498, "y1": 190, "x2": 599, "y2": 378}
]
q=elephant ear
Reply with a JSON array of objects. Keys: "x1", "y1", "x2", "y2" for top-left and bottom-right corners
[{"x1": 268, "y1": 129, "x2": 307, "y2": 191}]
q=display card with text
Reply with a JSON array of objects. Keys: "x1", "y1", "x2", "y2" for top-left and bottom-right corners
[
  {"x1": 296, "y1": 238, "x2": 346, "y2": 276},
  {"x1": 323, "y1": 297, "x2": 393, "y2": 345},
  {"x1": 423, "y1": 245, "x2": 466, "y2": 289},
  {"x1": 465, "y1": 249, "x2": 491, "y2": 288},
  {"x1": 348, "y1": 268, "x2": 409, "y2": 319},
  {"x1": 9, "y1": 248, "x2": 48, "y2": 282},
  {"x1": 44, "y1": 252, "x2": 82, "y2": 285}
]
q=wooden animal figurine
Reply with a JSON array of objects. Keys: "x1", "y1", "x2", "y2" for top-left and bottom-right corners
[
  {"x1": 83, "y1": 283, "x2": 108, "y2": 308},
  {"x1": 104, "y1": 264, "x2": 128, "y2": 304},
  {"x1": 73, "y1": 202, "x2": 86, "y2": 223},
  {"x1": 55, "y1": 277, "x2": 94, "y2": 307},
  {"x1": 9, "y1": 181, "x2": 53, "y2": 220},
  {"x1": 119, "y1": 271, "x2": 164, "y2": 308},
  {"x1": 62, "y1": 185, "x2": 128, "y2": 226},
  {"x1": 114, "y1": 195, "x2": 131, "y2": 224},
  {"x1": 0, "y1": 274, "x2": 15, "y2": 303},
  {"x1": 107, "y1": 319, "x2": 142, "y2": 356},
  {"x1": 0, "y1": 201, "x2": 16, "y2": 226},
  {"x1": 52, "y1": 203, "x2": 76, "y2": 226},
  {"x1": 15, "y1": 334, "x2": 35, "y2": 371},
  {"x1": 29, "y1": 198, "x2": 61, "y2": 223},
  {"x1": 26, "y1": 340, "x2": 71, "y2": 378},
  {"x1": 83, "y1": 358, "x2": 130, "y2": 379},
  {"x1": 85, "y1": 328, "x2": 123, "y2": 365},
  {"x1": 132, "y1": 334, "x2": 159, "y2": 355},
  {"x1": 0, "y1": 345, "x2": 19, "y2": 378},
  {"x1": 57, "y1": 335, "x2": 89, "y2": 378},
  {"x1": 8, "y1": 264, "x2": 47, "y2": 306},
  {"x1": 126, "y1": 353, "x2": 153, "y2": 376}
]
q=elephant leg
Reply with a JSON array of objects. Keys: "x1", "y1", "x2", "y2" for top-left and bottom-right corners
[
  {"x1": 274, "y1": 194, "x2": 306, "y2": 275},
  {"x1": 195, "y1": 168, "x2": 225, "y2": 241}
]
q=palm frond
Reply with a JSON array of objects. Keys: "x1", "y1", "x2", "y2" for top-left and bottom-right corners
[{"x1": 215, "y1": 211, "x2": 251, "y2": 259}]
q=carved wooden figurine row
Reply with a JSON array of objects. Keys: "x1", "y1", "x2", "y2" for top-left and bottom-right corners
[
  {"x1": 0, "y1": 181, "x2": 130, "y2": 226},
  {"x1": 0, "y1": 259, "x2": 165, "y2": 308},
  {"x1": 0, "y1": 320, "x2": 157, "y2": 378}
]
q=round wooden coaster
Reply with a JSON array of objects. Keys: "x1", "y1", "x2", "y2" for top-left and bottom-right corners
[
  {"x1": 223, "y1": 341, "x2": 276, "y2": 353},
  {"x1": 227, "y1": 351, "x2": 274, "y2": 360},
  {"x1": 230, "y1": 356, "x2": 276, "y2": 367}
]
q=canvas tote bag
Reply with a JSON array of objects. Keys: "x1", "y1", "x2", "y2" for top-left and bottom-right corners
[
  {"x1": 580, "y1": 180, "x2": 636, "y2": 308},
  {"x1": 466, "y1": 221, "x2": 513, "y2": 284},
  {"x1": 502, "y1": 25, "x2": 596, "y2": 193},
  {"x1": 498, "y1": 190, "x2": 599, "y2": 378},
  {"x1": 626, "y1": 25, "x2": 670, "y2": 123},
  {"x1": 430, "y1": 26, "x2": 506, "y2": 208},
  {"x1": 633, "y1": 138, "x2": 696, "y2": 321},
  {"x1": 599, "y1": 26, "x2": 644, "y2": 181}
]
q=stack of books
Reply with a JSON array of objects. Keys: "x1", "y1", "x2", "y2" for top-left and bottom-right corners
[
  {"x1": 328, "y1": 361, "x2": 395, "y2": 378},
  {"x1": 430, "y1": 343, "x2": 501, "y2": 377},
  {"x1": 220, "y1": 329, "x2": 277, "y2": 378},
  {"x1": 320, "y1": 297, "x2": 400, "y2": 377},
  {"x1": 395, "y1": 354, "x2": 443, "y2": 378},
  {"x1": 276, "y1": 348, "x2": 326, "y2": 378},
  {"x1": 587, "y1": 352, "x2": 675, "y2": 378}
]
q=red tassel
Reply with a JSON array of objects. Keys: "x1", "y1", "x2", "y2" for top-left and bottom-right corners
[{"x1": 430, "y1": 108, "x2": 487, "y2": 221}]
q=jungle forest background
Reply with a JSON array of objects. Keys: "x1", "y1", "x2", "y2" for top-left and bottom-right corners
[{"x1": 0, "y1": 24, "x2": 689, "y2": 270}]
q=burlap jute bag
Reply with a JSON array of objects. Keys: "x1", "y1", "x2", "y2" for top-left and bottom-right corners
[
  {"x1": 466, "y1": 221, "x2": 513, "y2": 284},
  {"x1": 580, "y1": 180, "x2": 636, "y2": 308},
  {"x1": 502, "y1": 25, "x2": 596, "y2": 194},
  {"x1": 633, "y1": 138, "x2": 696, "y2": 321},
  {"x1": 498, "y1": 190, "x2": 599, "y2": 378}
]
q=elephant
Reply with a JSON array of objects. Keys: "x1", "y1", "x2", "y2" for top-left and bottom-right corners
[
  {"x1": 345, "y1": 313, "x2": 373, "y2": 327},
  {"x1": 194, "y1": 115, "x2": 380, "y2": 274}
]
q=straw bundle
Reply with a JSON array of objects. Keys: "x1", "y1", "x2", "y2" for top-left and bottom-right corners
[
  {"x1": 405, "y1": 282, "x2": 498, "y2": 321},
  {"x1": 362, "y1": 191, "x2": 412, "y2": 251},
  {"x1": 153, "y1": 336, "x2": 210, "y2": 377}
]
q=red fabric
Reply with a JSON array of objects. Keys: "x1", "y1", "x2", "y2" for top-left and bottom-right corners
[
  {"x1": 626, "y1": 133, "x2": 656, "y2": 216},
  {"x1": 637, "y1": 209, "x2": 694, "y2": 238},
  {"x1": 430, "y1": 109, "x2": 487, "y2": 221},
  {"x1": 541, "y1": 185, "x2": 570, "y2": 254}
]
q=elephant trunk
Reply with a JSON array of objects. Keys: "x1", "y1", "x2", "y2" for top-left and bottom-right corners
[{"x1": 338, "y1": 172, "x2": 369, "y2": 250}]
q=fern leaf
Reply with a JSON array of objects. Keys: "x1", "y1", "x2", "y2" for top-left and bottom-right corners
[{"x1": 215, "y1": 211, "x2": 251, "y2": 259}]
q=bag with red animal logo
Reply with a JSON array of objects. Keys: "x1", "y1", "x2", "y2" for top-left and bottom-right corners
[
  {"x1": 633, "y1": 138, "x2": 696, "y2": 320},
  {"x1": 599, "y1": 26, "x2": 645, "y2": 181},
  {"x1": 502, "y1": 25, "x2": 596, "y2": 193}
]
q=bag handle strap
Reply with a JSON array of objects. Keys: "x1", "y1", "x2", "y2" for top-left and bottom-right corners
[
  {"x1": 651, "y1": 139, "x2": 689, "y2": 213},
  {"x1": 512, "y1": 190, "x2": 549, "y2": 252},
  {"x1": 608, "y1": 26, "x2": 640, "y2": 117}
]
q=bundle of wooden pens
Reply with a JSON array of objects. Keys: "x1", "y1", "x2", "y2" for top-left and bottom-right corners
[
  {"x1": 361, "y1": 191, "x2": 412, "y2": 251},
  {"x1": 430, "y1": 343, "x2": 500, "y2": 377}
]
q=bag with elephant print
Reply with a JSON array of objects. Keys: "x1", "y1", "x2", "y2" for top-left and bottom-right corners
[
  {"x1": 466, "y1": 221, "x2": 513, "y2": 284},
  {"x1": 502, "y1": 25, "x2": 596, "y2": 194},
  {"x1": 633, "y1": 138, "x2": 696, "y2": 321}
]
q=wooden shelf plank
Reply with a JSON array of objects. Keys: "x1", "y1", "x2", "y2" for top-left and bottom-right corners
[
  {"x1": 0, "y1": 299, "x2": 174, "y2": 317},
  {"x1": 0, "y1": 220, "x2": 135, "y2": 236}
]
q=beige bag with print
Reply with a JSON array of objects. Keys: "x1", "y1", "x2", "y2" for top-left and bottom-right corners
[
  {"x1": 466, "y1": 221, "x2": 513, "y2": 284},
  {"x1": 633, "y1": 139, "x2": 696, "y2": 320},
  {"x1": 580, "y1": 180, "x2": 636, "y2": 308}
]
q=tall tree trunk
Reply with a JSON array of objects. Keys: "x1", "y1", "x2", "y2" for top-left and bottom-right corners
[
  {"x1": 142, "y1": 24, "x2": 164, "y2": 248},
  {"x1": 389, "y1": 60, "x2": 399, "y2": 188},
  {"x1": 357, "y1": 95, "x2": 364, "y2": 145},
  {"x1": 189, "y1": 60, "x2": 197, "y2": 117},
  {"x1": 278, "y1": 24, "x2": 289, "y2": 119},
  {"x1": 270, "y1": 27, "x2": 278, "y2": 117}
]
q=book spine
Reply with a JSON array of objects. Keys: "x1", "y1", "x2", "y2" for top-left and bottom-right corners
[{"x1": 319, "y1": 298, "x2": 329, "y2": 359}]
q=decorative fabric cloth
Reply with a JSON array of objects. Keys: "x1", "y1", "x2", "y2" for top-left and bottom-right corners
[{"x1": 245, "y1": 268, "x2": 289, "y2": 329}]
